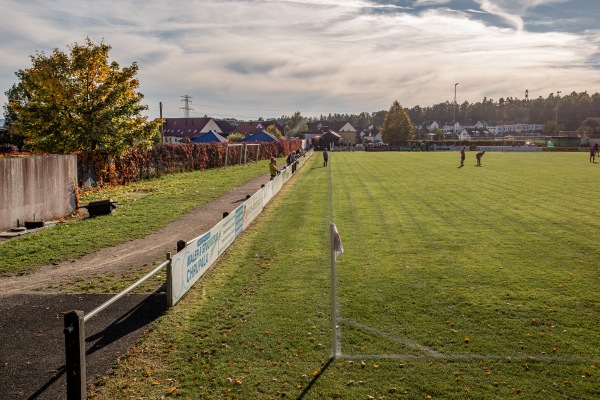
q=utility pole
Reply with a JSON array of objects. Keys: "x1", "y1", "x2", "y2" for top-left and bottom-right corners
[
  {"x1": 525, "y1": 89, "x2": 529, "y2": 124},
  {"x1": 180, "y1": 95, "x2": 194, "y2": 117},
  {"x1": 159, "y1": 102, "x2": 164, "y2": 143}
]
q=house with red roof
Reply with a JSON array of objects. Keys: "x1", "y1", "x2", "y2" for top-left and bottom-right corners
[
  {"x1": 234, "y1": 120, "x2": 284, "y2": 137},
  {"x1": 162, "y1": 117, "x2": 224, "y2": 143}
]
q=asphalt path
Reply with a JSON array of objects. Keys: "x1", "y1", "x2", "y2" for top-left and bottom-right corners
[{"x1": 0, "y1": 293, "x2": 167, "y2": 399}]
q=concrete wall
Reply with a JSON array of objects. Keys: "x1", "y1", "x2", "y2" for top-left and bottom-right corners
[{"x1": 0, "y1": 155, "x2": 77, "y2": 231}]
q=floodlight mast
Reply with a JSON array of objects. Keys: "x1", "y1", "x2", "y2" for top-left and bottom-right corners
[
  {"x1": 454, "y1": 83, "x2": 459, "y2": 136},
  {"x1": 555, "y1": 90, "x2": 561, "y2": 134}
]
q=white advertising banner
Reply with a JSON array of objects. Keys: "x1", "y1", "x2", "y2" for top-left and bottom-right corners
[
  {"x1": 262, "y1": 180, "x2": 274, "y2": 205},
  {"x1": 170, "y1": 223, "x2": 222, "y2": 305},
  {"x1": 280, "y1": 165, "x2": 292, "y2": 184},
  {"x1": 243, "y1": 188, "x2": 264, "y2": 228},
  {"x1": 218, "y1": 204, "x2": 244, "y2": 256},
  {"x1": 271, "y1": 170, "x2": 284, "y2": 194}
]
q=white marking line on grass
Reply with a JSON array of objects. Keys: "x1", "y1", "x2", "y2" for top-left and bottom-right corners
[
  {"x1": 339, "y1": 318, "x2": 600, "y2": 363},
  {"x1": 339, "y1": 317, "x2": 444, "y2": 357},
  {"x1": 340, "y1": 353, "x2": 600, "y2": 363}
]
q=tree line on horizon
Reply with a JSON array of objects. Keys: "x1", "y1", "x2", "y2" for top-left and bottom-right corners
[{"x1": 277, "y1": 92, "x2": 600, "y2": 137}]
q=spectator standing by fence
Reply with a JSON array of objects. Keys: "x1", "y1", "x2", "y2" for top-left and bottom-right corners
[{"x1": 269, "y1": 157, "x2": 278, "y2": 180}]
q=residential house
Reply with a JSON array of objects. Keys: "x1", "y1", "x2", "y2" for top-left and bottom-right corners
[
  {"x1": 360, "y1": 124, "x2": 381, "y2": 145},
  {"x1": 235, "y1": 120, "x2": 284, "y2": 137},
  {"x1": 214, "y1": 120, "x2": 236, "y2": 136},
  {"x1": 419, "y1": 121, "x2": 440, "y2": 131},
  {"x1": 442, "y1": 121, "x2": 462, "y2": 135},
  {"x1": 306, "y1": 121, "x2": 357, "y2": 144},
  {"x1": 459, "y1": 128, "x2": 490, "y2": 141},
  {"x1": 487, "y1": 123, "x2": 543, "y2": 136},
  {"x1": 162, "y1": 117, "x2": 223, "y2": 143},
  {"x1": 319, "y1": 131, "x2": 343, "y2": 148}
]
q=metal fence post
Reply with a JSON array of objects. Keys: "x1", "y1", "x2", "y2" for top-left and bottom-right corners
[
  {"x1": 166, "y1": 252, "x2": 173, "y2": 308},
  {"x1": 64, "y1": 310, "x2": 86, "y2": 400}
]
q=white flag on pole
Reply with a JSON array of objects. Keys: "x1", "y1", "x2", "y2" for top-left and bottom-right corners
[{"x1": 333, "y1": 223, "x2": 344, "y2": 260}]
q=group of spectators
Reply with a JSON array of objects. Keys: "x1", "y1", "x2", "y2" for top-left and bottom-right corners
[{"x1": 269, "y1": 148, "x2": 305, "y2": 180}]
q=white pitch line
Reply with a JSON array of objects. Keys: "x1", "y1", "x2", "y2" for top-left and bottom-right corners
[
  {"x1": 339, "y1": 318, "x2": 600, "y2": 363},
  {"x1": 340, "y1": 317, "x2": 444, "y2": 357}
]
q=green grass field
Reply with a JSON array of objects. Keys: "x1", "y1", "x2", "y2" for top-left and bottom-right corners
[{"x1": 88, "y1": 151, "x2": 599, "y2": 399}]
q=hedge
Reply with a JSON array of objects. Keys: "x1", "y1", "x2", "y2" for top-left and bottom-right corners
[{"x1": 77, "y1": 140, "x2": 301, "y2": 187}]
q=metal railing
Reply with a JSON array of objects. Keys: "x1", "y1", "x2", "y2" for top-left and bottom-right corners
[
  {"x1": 63, "y1": 148, "x2": 313, "y2": 399},
  {"x1": 63, "y1": 255, "x2": 171, "y2": 400}
]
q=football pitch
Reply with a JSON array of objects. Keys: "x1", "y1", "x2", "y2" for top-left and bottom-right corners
[{"x1": 95, "y1": 151, "x2": 600, "y2": 399}]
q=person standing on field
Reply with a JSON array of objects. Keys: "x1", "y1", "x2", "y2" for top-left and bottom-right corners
[
  {"x1": 323, "y1": 149, "x2": 329, "y2": 167},
  {"x1": 476, "y1": 150, "x2": 486, "y2": 166},
  {"x1": 590, "y1": 146, "x2": 596, "y2": 163},
  {"x1": 459, "y1": 146, "x2": 465, "y2": 167}
]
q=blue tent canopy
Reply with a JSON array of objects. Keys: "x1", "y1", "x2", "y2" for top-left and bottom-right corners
[
  {"x1": 191, "y1": 130, "x2": 228, "y2": 143},
  {"x1": 240, "y1": 130, "x2": 279, "y2": 143}
]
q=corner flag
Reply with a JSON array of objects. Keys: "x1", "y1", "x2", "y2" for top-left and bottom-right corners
[{"x1": 333, "y1": 223, "x2": 344, "y2": 260}]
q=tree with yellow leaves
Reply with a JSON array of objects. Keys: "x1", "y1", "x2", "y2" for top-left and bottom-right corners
[
  {"x1": 381, "y1": 100, "x2": 414, "y2": 145},
  {"x1": 4, "y1": 37, "x2": 162, "y2": 155},
  {"x1": 265, "y1": 124, "x2": 283, "y2": 140}
]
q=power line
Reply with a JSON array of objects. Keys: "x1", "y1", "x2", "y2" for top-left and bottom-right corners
[{"x1": 162, "y1": 99, "x2": 376, "y2": 117}]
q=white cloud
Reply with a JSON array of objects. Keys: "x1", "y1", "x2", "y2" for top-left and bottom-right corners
[
  {"x1": 1, "y1": 0, "x2": 599, "y2": 120},
  {"x1": 474, "y1": 0, "x2": 571, "y2": 31}
]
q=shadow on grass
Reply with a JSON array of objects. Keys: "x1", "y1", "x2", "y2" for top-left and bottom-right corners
[{"x1": 296, "y1": 357, "x2": 334, "y2": 399}]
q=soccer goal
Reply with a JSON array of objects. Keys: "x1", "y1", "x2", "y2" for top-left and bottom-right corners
[
  {"x1": 244, "y1": 143, "x2": 260, "y2": 164},
  {"x1": 224, "y1": 144, "x2": 244, "y2": 167}
]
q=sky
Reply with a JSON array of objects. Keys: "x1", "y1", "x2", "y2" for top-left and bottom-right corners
[{"x1": 1, "y1": 0, "x2": 600, "y2": 121}]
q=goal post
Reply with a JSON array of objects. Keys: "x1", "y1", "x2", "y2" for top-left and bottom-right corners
[
  {"x1": 225, "y1": 144, "x2": 243, "y2": 167},
  {"x1": 244, "y1": 143, "x2": 260, "y2": 164}
]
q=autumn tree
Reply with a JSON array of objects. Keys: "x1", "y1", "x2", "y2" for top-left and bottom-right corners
[
  {"x1": 381, "y1": 100, "x2": 414, "y2": 145},
  {"x1": 227, "y1": 133, "x2": 245, "y2": 142},
  {"x1": 4, "y1": 37, "x2": 161, "y2": 155},
  {"x1": 265, "y1": 124, "x2": 283, "y2": 139}
]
